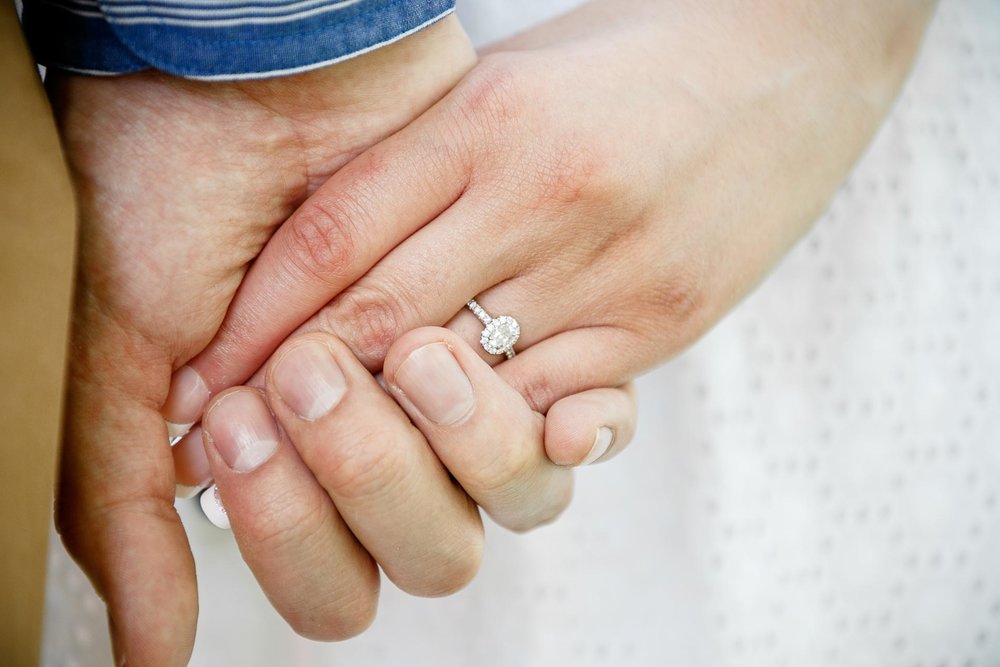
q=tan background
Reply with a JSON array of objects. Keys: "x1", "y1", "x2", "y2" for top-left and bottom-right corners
[{"x1": 0, "y1": 2, "x2": 76, "y2": 664}]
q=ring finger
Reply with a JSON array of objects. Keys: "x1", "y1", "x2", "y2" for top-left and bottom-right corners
[{"x1": 383, "y1": 326, "x2": 575, "y2": 531}]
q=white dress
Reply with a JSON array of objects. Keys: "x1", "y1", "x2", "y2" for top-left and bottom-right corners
[{"x1": 42, "y1": 1, "x2": 1000, "y2": 665}]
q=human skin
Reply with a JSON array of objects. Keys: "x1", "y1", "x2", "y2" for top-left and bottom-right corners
[
  {"x1": 49, "y1": 16, "x2": 533, "y2": 666},
  {"x1": 165, "y1": 0, "x2": 937, "y2": 555},
  {"x1": 181, "y1": 0, "x2": 937, "y2": 455},
  {"x1": 167, "y1": 0, "x2": 937, "y2": 653},
  {"x1": 54, "y1": 13, "x2": 640, "y2": 664},
  {"x1": 55, "y1": 0, "x2": 938, "y2": 662},
  {"x1": 150, "y1": 3, "x2": 939, "y2": 661}
]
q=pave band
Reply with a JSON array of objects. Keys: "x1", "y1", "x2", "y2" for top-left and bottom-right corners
[{"x1": 467, "y1": 299, "x2": 520, "y2": 359}]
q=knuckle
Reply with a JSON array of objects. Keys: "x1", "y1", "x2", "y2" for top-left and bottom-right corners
[
  {"x1": 642, "y1": 259, "x2": 709, "y2": 336},
  {"x1": 402, "y1": 531, "x2": 483, "y2": 598},
  {"x1": 454, "y1": 54, "x2": 526, "y2": 136},
  {"x1": 530, "y1": 138, "x2": 616, "y2": 208},
  {"x1": 504, "y1": 475, "x2": 574, "y2": 534},
  {"x1": 285, "y1": 590, "x2": 378, "y2": 642},
  {"x1": 470, "y1": 437, "x2": 537, "y2": 500},
  {"x1": 324, "y1": 285, "x2": 406, "y2": 366},
  {"x1": 284, "y1": 196, "x2": 360, "y2": 285},
  {"x1": 542, "y1": 479, "x2": 574, "y2": 525},
  {"x1": 515, "y1": 373, "x2": 560, "y2": 414},
  {"x1": 438, "y1": 540, "x2": 484, "y2": 595},
  {"x1": 240, "y1": 485, "x2": 328, "y2": 556},
  {"x1": 317, "y1": 428, "x2": 410, "y2": 502},
  {"x1": 57, "y1": 488, "x2": 172, "y2": 551}
]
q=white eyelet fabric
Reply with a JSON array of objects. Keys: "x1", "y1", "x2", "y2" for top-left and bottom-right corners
[{"x1": 41, "y1": 1, "x2": 1000, "y2": 665}]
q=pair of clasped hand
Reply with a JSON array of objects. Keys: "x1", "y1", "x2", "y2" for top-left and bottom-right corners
[{"x1": 50, "y1": 1, "x2": 932, "y2": 664}]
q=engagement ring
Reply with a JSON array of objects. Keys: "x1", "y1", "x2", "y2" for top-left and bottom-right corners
[{"x1": 467, "y1": 299, "x2": 520, "y2": 359}]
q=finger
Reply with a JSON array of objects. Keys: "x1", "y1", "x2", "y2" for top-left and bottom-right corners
[
  {"x1": 172, "y1": 426, "x2": 212, "y2": 499},
  {"x1": 543, "y1": 384, "x2": 637, "y2": 466},
  {"x1": 443, "y1": 280, "x2": 566, "y2": 366},
  {"x1": 265, "y1": 333, "x2": 484, "y2": 596},
  {"x1": 162, "y1": 365, "x2": 211, "y2": 440},
  {"x1": 495, "y1": 326, "x2": 640, "y2": 414},
  {"x1": 59, "y1": 348, "x2": 197, "y2": 666},
  {"x1": 200, "y1": 388, "x2": 380, "y2": 640},
  {"x1": 160, "y1": 111, "x2": 474, "y2": 432},
  {"x1": 269, "y1": 211, "x2": 572, "y2": 381},
  {"x1": 233, "y1": 268, "x2": 577, "y2": 398},
  {"x1": 383, "y1": 327, "x2": 574, "y2": 532},
  {"x1": 282, "y1": 194, "x2": 535, "y2": 370}
]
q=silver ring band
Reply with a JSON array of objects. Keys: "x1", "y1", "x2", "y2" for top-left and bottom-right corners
[{"x1": 467, "y1": 299, "x2": 520, "y2": 359}]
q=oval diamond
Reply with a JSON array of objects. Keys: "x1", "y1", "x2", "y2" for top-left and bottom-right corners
[{"x1": 481, "y1": 315, "x2": 520, "y2": 355}]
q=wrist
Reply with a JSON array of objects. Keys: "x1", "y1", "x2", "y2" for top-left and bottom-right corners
[
  {"x1": 51, "y1": 13, "x2": 477, "y2": 197},
  {"x1": 232, "y1": 15, "x2": 476, "y2": 120}
]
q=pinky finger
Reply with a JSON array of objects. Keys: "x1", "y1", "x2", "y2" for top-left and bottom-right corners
[{"x1": 543, "y1": 384, "x2": 637, "y2": 467}]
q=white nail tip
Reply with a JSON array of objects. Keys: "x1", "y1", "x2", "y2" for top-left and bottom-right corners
[
  {"x1": 232, "y1": 439, "x2": 279, "y2": 473},
  {"x1": 174, "y1": 483, "x2": 207, "y2": 500},
  {"x1": 437, "y1": 396, "x2": 475, "y2": 427},
  {"x1": 166, "y1": 421, "x2": 194, "y2": 441},
  {"x1": 582, "y1": 426, "x2": 615, "y2": 466},
  {"x1": 200, "y1": 484, "x2": 231, "y2": 530}
]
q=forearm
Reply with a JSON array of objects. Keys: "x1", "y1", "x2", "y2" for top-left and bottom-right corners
[{"x1": 496, "y1": 0, "x2": 935, "y2": 107}]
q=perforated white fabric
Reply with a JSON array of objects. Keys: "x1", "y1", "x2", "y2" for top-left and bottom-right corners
[{"x1": 41, "y1": 1, "x2": 1000, "y2": 665}]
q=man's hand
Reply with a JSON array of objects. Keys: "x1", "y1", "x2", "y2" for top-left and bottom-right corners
[{"x1": 53, "y1": 16, "x2": 477, "y2": 665}]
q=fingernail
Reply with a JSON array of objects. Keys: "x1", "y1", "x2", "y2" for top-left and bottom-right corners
[
  {"x1": 175, "y1": 484, "x2": 205, "y2": 501},
  {"x1": 173, "y1": 428, "x2": 212, "y2": 499},
  {"x1": 271, "y1": 339, "x2": 346, "y2": 420},
  {"x1": 204, "y1": 390, "x2": 279, "y2": 473},
  {"x1": 200, "y1": 484, "x2": 230, "y2": 530},
  {"x1": 582, "y1": 426, "x2": 615, "y2": 465},
  {"x1": 163, "y1": 366, "x2": 210, "y2": 439},
  {"x1": 394, "y1": 343, "x2": 474, "y2": 426}
]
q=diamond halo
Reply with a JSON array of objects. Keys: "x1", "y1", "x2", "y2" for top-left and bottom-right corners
[
  {"x1": 467, "y1": 299, "x2": 520, "y2": 359},
  {"x1": 481, "y1": 316, "x2": 520, "y2": 356}
]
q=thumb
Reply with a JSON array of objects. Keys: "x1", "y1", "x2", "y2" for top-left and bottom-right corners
[{"x1": 58, "y1": 322, "x2": 198, "y2": 666}]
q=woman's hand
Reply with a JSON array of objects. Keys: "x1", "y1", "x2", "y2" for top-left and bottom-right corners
[
  {"x1": 173, "y1": 0, "x2": 936, "y2": 418},
  {"x1": 52, "y1": 16, "x2": 479, "y2": 666}
]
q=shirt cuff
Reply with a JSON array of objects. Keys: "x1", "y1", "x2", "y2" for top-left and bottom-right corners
[{"x1": 20, "y1": 0, "x2": 456, "y2": 80}]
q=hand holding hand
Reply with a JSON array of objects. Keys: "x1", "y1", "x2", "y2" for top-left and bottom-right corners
[
  {"x1": 179, "y1": 0, "x2": 935, "y2": 421},
  {"x1": 53, "y1": 17, "x2": 477, "y2": 665}
]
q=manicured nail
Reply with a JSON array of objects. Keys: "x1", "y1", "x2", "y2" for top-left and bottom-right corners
[
  {"x1": 175, "y1": 484, "x2": 205, "y2": 501},
  {"x1": 582, "y1": 426, "x2": 615, "y2": 465},
  {"x1": 173, "y1": 427, "x2": 212, "y2": 499},
  {"x1": 270, "y1": 339, "x2": 346, "y2": 420},
  {"x1": 204, "y1": 390, "x2": 279, "y2": 473},
  {"x1": 394, "y1": 343, "x2": 474, "y2": 426},
  {"x1": 163, "y1": 366, "x2": 210, "y2": 439},
  {"x1": 200, "y1": 484, "x2": 230, "y2": 530}
]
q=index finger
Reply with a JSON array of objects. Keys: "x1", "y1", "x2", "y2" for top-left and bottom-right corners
[{"x1": 162, "y1": 110, "x2": 472, "y2": 433}]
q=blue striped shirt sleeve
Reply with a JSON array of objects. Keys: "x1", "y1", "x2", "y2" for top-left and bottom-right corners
[{"x1": 20, "y1": 0, "x2": 456, "y2": 80}]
